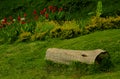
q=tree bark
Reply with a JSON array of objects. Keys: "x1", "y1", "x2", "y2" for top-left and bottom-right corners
[{"x1": 45, "y1": 48, "x2": 109, "y2": 65}]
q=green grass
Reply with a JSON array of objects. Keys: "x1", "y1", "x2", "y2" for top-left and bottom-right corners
[
  {"x1": 81, "y1": 71, "x2": 120, "y2": 79},
  {"x1": 0, "y1": 29, "x2": 120, "y2": 79}
]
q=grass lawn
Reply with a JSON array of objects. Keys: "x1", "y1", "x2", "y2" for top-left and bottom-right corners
[{"x1": 0, "y1": 29, "x2": 120, "y2": 79}]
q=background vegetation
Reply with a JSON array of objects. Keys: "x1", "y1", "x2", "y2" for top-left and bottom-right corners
[{"x1": 0, "y1": 0, "x2": 120, "y2": 79}]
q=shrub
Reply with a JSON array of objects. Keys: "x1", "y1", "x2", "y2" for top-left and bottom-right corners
[
  {"x1": 35, "y1": 21, "x2": 55, "y2": 33},
  {"x1": 50, "y1": 27, "x2": 81, "y2": 39},
  {"x1": 0, "y1": 21, "x2": 36, "y2": 43},
  {"x1": 61, "y1": 27, "x2": 81, "y2": 39},
  {"x1": 0, "y1": 23, "x2": 20, "y2": 43},
  {"x1": 17, "y1": 32, "x2": 31, "y2": 42},
  {"x1": 20, "y1": 22, "x2": 36, "y2": 33},
  {"x1": 31, "y1": 31, "x2": 48, "y2": 41},
  {"x1": 85, "y1": 16, "x2": 120, "y2": 33}
]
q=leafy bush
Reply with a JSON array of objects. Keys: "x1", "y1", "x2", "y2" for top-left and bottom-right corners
[
  {"x1": 20, "y1": 22, "x2": 36, "y2": 33},
  {"x1": 0, "y1": 23, "x2": 20, "y2": 43},
  {"x1": 31, "y1": 31, "x2": 48, "y2": 41},
  {"x1": 1, "y1": 14, "x2": 120, "y2": 43},
  {"x1": 0, "y1": 21, "x2": 36, "y2": 43},
  {"x1": 35, "y1": 21, "x2": 55, "y2": 33},
  {"x1": 50, "y1": 27, "x2": 81, "y2": 39},
  {"x1": 17, "y1": 32, "x2": 31, "y2": 42},
  {"x1": 85, "y1": 16, "x2": 120, "y2": 33}
]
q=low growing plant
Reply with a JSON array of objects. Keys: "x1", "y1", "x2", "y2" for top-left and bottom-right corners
[
  {"x1": 17, "y1": 32, "x2": 31, "y2": 42},
  {"x1": 85, "y1": 16, "x2": 120, "y2": 33}
]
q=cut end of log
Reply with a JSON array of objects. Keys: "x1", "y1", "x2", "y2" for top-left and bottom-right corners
[{"x1": 95, "y1": 51, "x2": 110, "y2": 64}]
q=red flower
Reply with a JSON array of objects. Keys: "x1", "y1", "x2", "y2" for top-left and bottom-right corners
[
  {"x1": 59, "y1": 7, "x2": 63, "y2": 12},
  {"x1": 34, "y1": 15, "x2": 39, "y2": 20},
  {"x1": 24, "y1": 13, "x2": 27, "y2": 17},
  {"x1": 52, "y1": 7, "x2": 57, "y2": 13},
  {"x1": 1, "y1": 18, "x2": 7, "y2": 25},
  {"x1": 43, "y1": 8, "x2": 46, "y2": 12},
  {"x1": 40, "y1": 10, "x2": 44, "y2": 15},
  {"x1": 18, "y1": 16, "x2": 21, "y2": 21},
  {"x1": 48, "y1": 6, "x2": 53, "y2": 11},
  {"x1": 0, "y1": 25, "x2": 3, "y2": 28},
  {"x1": 48, "y1": 6, "x2": 57, "y2": 13},
  {"x1": 40, "y1": 8, "x2": 47, "y2": 15},
  {"x1": 9, "y1": 16, "x2": 13, "y2": 21},
  {"x1": 40, "y1": 10, "x2": 46, "y2": 15},
  {"x1": 4, "y1": 18, "x2": 7, "y2": 23},
  {"x1": 45, "y1": 13, "x2": 49, "y2": 19},
  {"x1": 21, "y1": 21, "x2": 26, "y2": 24},
  {"x1": 33, "y1": 10, "x2": 37, "y2": 15}
]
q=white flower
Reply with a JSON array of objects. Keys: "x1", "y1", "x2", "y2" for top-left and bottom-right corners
[
  {"x1": 1, "y1": 19, "x2": 5, "y2": 22},
  {"x1": 13, "y1": 19, "x2": 16, "y2": 22},
  {"x1": 21, "y1": 17, "x2": 25, "y2": 21}
]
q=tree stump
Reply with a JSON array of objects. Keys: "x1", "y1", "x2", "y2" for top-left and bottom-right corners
[{"x1": 45, "y1": 48, "x2": 110, "y2": 65}]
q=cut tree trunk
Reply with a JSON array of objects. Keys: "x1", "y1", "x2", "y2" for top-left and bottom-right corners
[{"x1": 45, "y1": 48, "x2": 110, "y2": 65}]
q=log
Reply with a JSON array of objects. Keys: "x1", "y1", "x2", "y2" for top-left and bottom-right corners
[{"x1": 45, "y1": 48, "x2": 110, "y2": 65}]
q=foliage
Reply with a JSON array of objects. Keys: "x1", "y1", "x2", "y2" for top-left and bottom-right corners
[
  {"x1": 0, "y1": 0, "x2": 120, "y2": 79},
  {"x1": 1, "y1": 15, "x2": 120, "y2": 43},
  {"x1": 0, "y1": 21, "x2": 36, "y2": 43},
  {"x1": 31, "y1": 31, "x2": 48, "y2": 41},
  {"x1": 50, "y1": 27, "x2": 81, "y2": 39},
  {"x1": 0, "y1": 0, "x2": 120, "y2": 44},
  {"x1": 96, "y1": 0, "x2": 102, "y2": 17},
  {"x1": 17, "y1": 32, "x2": 31, "y2": 42},
  {"x1": 85, "y1": 16, "x2": 120, "y2": 33},
  {"x1": 49, "y1": 20, "x2": 81, "y2": 39}
]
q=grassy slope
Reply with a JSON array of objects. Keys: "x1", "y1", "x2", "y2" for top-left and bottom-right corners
[{"x1": 0, "y1": 29, "x2": 120, "y2": 79}]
